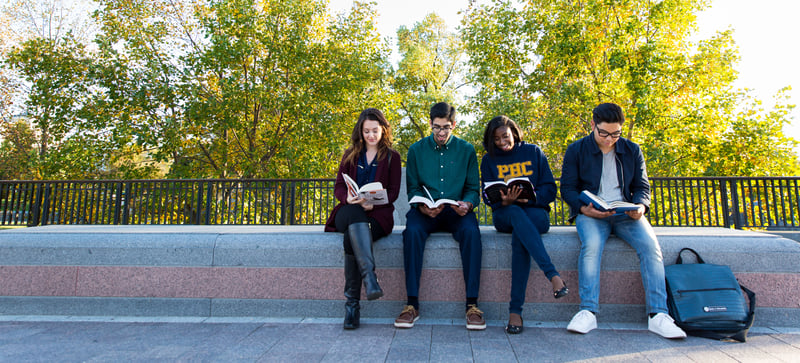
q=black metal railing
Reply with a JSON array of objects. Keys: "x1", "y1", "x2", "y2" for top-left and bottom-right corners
[{"x1": 1, "y1": 177, "x2": 798, "y2": 230}]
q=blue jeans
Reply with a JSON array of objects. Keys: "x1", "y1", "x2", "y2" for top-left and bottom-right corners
[
  {"x1": 575, "y1": 214, "x2": 668, "y2": 314},
  {"x1": 493, "y1": 205, "x2": 559, "y2": 315},
  {"x1": 403, "y1": 207, "x2": 482, "y2": 299}
]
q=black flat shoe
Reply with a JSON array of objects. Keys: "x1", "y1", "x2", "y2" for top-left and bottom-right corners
[
  {"x1": 505, "y1": 315, "x2": 523, "y2": 334},
  {"x1": 554, "y1": 282, "x2": 569, "y2": 299}
]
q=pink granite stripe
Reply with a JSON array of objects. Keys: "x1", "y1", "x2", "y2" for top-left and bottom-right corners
[
  {"x1": 736, "y1": 272, "x2": 800, "y2": 308},
  {"x1": 0, "y1": 266, "x2": 77, "y2": 296},
  {"x1": 1, "y1": 265, "x2": 796, "y2": 308},
  {"x1": 74, "y1": 266, "x2": 345, "y2": 299}
]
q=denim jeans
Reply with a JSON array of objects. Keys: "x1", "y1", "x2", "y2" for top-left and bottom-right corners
[
  {"x1": 493, "y1": 205, "x2": 559, "y2": 315},
  {"x1": 575, "y1": 213, "x2": 668, "y2": 314},
  {"x1": 403, "y1": 207, "x2": 482, "y2": 299}
]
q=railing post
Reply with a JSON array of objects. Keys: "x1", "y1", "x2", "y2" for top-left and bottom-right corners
[
  {"x1": 40, "y1": 183, "x2": 51, "y2": 226},
  {"x1": 122, "y1": 182, "x2": 132, "y2": 225},
  {"x1": 280, "y1": 182, "x2": 287, "y2": 225},
  {"x1": 195, "y1": 182, "x2": 204, "y2": 225},
  {"x1": 720, "y1": 180, "x2": 730, "y2": 229},
  {"x1": 289, "y1": 181, "x2": 296, "y2": 225},
  {"x1": 729, "y1": 179, "x2": 743, "y2": 229},
  {"x1": 29, "y1": 182, "x2": 43, "y2": 227},
  {"x1": 204, "y1": 181, "x2": 213, "y2": 225},
  {"x1": 278, "y1": 181, "x2": 297, "y2": 225},
  {"x1": 113, "y1": 182, "x2": 123, "y2": 225}
]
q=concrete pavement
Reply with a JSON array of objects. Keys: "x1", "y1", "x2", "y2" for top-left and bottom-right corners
[{"x1": 1, "y1": 316, "x2": 798, "y2": 362}]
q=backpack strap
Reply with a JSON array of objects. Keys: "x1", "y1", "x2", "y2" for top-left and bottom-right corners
[
  {"x1": 676, "y1": 247, "x2": 706, "y2": 264},
  {"x1": 735, "y1": 283, "x2": 757, "y2": 342}
]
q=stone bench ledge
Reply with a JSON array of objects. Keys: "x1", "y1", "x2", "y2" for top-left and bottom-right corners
[
  {"x1": 1, "y1": 225, "x2": 799, "y2": 326},
  {"x1": 1, "y1": 225, "x2": 797, "y2": 273}
]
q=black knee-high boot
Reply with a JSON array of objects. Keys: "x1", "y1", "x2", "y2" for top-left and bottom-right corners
[
  {"x1": 343, "y1": 254, "x2": 361, "y2": 329},
  {"x1": 348, "y1": 222, "x2": 383, "y2": 300}
]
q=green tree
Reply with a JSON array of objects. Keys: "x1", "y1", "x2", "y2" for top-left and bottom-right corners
[
  {"x1": 1, "y1": 0, "x2": 97, "y2": 126},
  {"x1": 0, "y1": 68, "x2": 15, "y2": 125},
  {"x1": 462, "y1": 0, "x2": 798, "y2": 176},
  {"x1": 391, "y1": 13, "x2": 468, "y2": 156},
  {"x1": 177, "y1": 0, "x2": 390, "y2": 178},
  {"x1": 7, "y1": 33, "x2": 162, "y2": 179},
  {"x1": 8, "y1": 35, "x2": 89, "y2": 178},
  {"x1": 2, "y1": 0, "x2": 162, "y2": 179},
  {"x1": 459, "y1": 1, "x2": 538, "y2": 136},
  {"x1": 91, "y1": 0, "x2": 199, "y2": 178},
  {"x1": 708, "y1": 88, "x2": 799, "y2": 176},
  {"x1": 4, "y1": 0, "x2": 391, "y2": 180},
  {"x1": 0, "y1": 8, "x2": 16, "y2": 125},
  {"x1": 0, "y1": 118, "x2": 38, "y2": 179}
]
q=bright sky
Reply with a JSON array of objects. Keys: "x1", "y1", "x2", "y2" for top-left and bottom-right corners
[{"x1": 328, "y1": 0, "x2": 800, "y2": 152}]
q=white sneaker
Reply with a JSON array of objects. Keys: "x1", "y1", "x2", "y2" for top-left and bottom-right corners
[
  {"x1": 648, "y1": 313, "x2": 687, "y2": 339},
  {"x1": 567, "y1": 310, "x2": 597, "y2": 334}
]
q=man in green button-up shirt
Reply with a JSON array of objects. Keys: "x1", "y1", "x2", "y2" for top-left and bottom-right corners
[{"x1": 393, "y1": 102, "x2": 485, "y2": 331}]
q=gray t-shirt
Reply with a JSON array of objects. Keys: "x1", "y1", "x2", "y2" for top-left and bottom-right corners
[{"x1": 598, "y1": 150, "x2": 624, "y2": 203}]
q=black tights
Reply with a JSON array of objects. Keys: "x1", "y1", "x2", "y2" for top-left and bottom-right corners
[{"x1": 334, "y1": 204, "x2": 386, "y2": 255}]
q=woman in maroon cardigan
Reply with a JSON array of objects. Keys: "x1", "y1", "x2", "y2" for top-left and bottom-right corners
[{"x1": 325, "y1": 108, "x2": 401, "y2": 329}]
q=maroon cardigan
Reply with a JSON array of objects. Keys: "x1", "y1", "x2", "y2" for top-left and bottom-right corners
[{"x1": 324, "y1": 148, "x2": 402, "y2": 234}]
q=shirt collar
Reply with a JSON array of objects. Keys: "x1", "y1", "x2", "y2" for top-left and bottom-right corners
[
  {"x1": 587, "y1": 132, "x2": 626, "y2": 155},
  {"x1": 427, "y1": 133, "x2": 454, "y2": 150}
]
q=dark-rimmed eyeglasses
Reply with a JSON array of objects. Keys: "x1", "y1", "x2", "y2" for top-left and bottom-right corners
[
  {"x1": 432, "y1": 125, "x2": 453, "y2": 133},
  {"x1": 595, "y1": 125, "x2": 621, "y2": 139}
]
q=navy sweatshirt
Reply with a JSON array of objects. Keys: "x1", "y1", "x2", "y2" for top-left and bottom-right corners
[{"x1": 480, "y1": 142, "x2": 557, "y2": 212}]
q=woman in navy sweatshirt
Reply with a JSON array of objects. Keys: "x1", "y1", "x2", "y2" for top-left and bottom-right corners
[{"x1": 480, "y1": 116, "x2": 568, "y2": 334}]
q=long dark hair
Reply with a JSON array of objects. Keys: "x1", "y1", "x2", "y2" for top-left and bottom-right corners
[
  {"x1": 482, "y1": 115, "x2": 523, "y2": 157},
  {"x1": 343, "y1": 108, "x2": 394, "y2": 167}
]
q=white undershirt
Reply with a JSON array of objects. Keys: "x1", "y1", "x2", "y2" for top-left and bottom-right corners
[{"x1": 598, "y1": 150, "x2": 624, "y2": 203}]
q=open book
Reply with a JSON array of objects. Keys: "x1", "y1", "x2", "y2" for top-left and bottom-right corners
[
  {"x1": 483, "y1": 177, "x2": 536, "y2": 205},
  {"x1": 342, "y1": 173, "x2": 389, "y2": 205},
  {"x1": 579, "y1": 190, "x2": 640, "y2": 212},
  {"x1": 409, "y1": 185, "x2": 460, "y2": 209}
]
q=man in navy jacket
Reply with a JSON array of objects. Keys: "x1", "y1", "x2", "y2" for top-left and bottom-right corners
[{"x1": 560, "y1": 103, "x2": 686, "y2": 339}]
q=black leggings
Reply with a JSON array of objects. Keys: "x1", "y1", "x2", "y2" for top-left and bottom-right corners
[{"x1": 334, "y1": 204, "x2": 386, "y2": 255}]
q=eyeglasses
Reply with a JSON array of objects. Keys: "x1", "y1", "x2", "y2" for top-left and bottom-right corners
[
  {"x1": 595, "y1": 126, "x2": 621, "y2": 139},
  {"x1": 432, "y1": 125, "x2": 453, "y2": 133}
]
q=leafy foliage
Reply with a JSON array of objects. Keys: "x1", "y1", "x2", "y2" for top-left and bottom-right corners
[
  {"x1": 0, "y1": 0, "x2": 797, "y2": 180},
  {"x1": 0, "y1": 119, "x2": 38, "y2": 179},
  {"x1": 708, "y1": 88, "x2": 799, "y2": 176},
  {"x1": 461, "y1": 0, "x2": 798, "y2": 176},
  {"x1": 178, "y1": 0, "x2": 390, "y2": 178},
  {"x1": 4, "y1": 0, "x2": 391, "y2": 179},
  {"x1": 390, "y1": 13, "x2": 468, "y2": 157}
]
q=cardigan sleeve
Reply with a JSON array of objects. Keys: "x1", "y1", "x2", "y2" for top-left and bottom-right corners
[{"x1": 333, "y1": 155, "x2": 351, "y2": 204}]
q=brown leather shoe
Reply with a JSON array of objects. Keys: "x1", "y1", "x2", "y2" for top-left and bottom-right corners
[
  {"x1": 394, "y1": 305, "x2": 419, "y2": 328},
  {"x1": 466, "y1": 304, "x2": 486, "y2": 330}
]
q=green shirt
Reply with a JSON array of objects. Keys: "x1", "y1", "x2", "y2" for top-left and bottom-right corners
[{"x1": 406, "y1": 134, "x2": 480, "y2": 208}]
